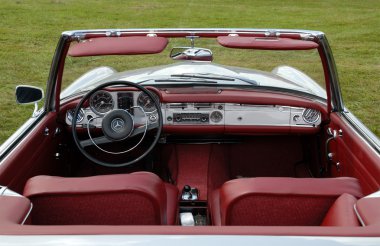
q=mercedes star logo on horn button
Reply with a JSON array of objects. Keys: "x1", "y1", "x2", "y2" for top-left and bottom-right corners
[{"x1": 111, "y1": 118, "x2": 125, "y2": 132}]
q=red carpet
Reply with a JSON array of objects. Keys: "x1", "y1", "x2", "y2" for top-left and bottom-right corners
[{"x1": 175, "y1": 144, "x2": 211, "y2": 200}]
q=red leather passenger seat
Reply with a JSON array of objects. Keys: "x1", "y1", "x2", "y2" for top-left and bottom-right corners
[
  {"x1": 210, "y1": 177, "x2": 363, "y2": 226},
  {"x1": 23, "y1": 172, "x2": 178, "y2": 225}
]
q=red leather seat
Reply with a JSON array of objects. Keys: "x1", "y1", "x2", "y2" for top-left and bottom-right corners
[
  {"x1": 210, "y1": 177, "x2": 363, "y2": 226},
  {"x1": 23, "y1": 172, "x2": 178, "y2": 225},
  {"x1": 321, "y1": 193, "x2": 359, "y2": 226}
]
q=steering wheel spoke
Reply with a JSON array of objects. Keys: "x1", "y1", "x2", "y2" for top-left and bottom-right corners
[
  {"x1": 131, "y1": 122, "x2": 159, "y2": 137},
  {"x1": 80, "y1": 136, "x2": 111, "y2": 148}
]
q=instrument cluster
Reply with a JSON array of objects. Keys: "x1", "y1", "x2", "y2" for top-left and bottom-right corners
[{"x1": 65, "y1": 90, "x2": 160, "y2": 127}]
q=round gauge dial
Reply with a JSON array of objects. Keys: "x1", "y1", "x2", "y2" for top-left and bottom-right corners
[
  {"x1": 137, "y1": 92, "x2": 160, "y2": 112},
  {"x1": 90, "y1": 90, "x2": 114, "y2": 115},
  {"x1": 67, "y1": 108, "x2": 85, "y2": 124},
  {"x1": 302, "y1": 108, "x2": 320, "y2": 124},
  {"x1": 210, "y1": 111, "x2": 223, "y2": 123}
]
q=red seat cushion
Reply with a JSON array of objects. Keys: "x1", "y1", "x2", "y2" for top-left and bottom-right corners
[
  {"x1": 210, "y1": 177, "x2": 363, "y2": 226},
  {"x1": 23, "y1": 172, "x2": 178, "y2": 225},
  {"x1": 321, "y1": 193, "x2": 359, "y2": 226}
]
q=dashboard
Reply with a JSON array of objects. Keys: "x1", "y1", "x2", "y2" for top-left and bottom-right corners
[{"x1": 65, "y1": 89, "x2": 322, "y2": 133}]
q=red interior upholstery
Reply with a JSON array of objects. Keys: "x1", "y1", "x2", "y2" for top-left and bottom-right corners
[
  {"x1": 210, "y1": 177, "x2": 363, "y2": 226},
  {"x1": 0, "y1": 196, "x2": 31, "y2": 225},
  {"x1": 321, "y1": 193, "x2": 359, "y2": 226},
  {"x1": 23, "y1": 172, "x2": 178, "y2": 225},
  {"x1": 356, "y1": 196, "x2": 380, "y2": 226},
  {"x1": 68, "y1": 36, "x2": 168, "y2": 57},
  {"x1": 328, "y1": 113, "x2": 380, "y2": 195},
  {"x1": 217, "y1": 36, "x2": 319, "y2": 50}
]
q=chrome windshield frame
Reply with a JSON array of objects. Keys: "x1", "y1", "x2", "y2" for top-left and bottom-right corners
[{"x1": 45, "y1": 28, "x2": 343, "y2": 114}]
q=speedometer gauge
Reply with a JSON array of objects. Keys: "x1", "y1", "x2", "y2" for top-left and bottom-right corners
[
  {"x1": 90, "y1": 90, "x2": 114, "y2": 115},
  {"x1": 137, "y1": 92, "x2": 160, "y2": 112}
]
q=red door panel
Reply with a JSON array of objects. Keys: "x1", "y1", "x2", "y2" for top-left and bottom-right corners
[
  {"x1": 328, "y1": 113, "x2": 380, "y2": 195},
  {"x1": 0, "y1": 112, "x2": 62, "y2": 193}
]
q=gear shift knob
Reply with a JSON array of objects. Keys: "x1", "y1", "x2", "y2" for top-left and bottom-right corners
[{"x1": 183, "y1": 185, "x2": 191, "y2": 192}]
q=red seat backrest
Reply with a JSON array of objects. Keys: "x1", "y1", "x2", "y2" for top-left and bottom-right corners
[
  {"x1": 23, "y1": 172, "x2": 176, "y2": 225},
  {"x1": 211, "y1": 177, "x2": 363, "y2": 226}
]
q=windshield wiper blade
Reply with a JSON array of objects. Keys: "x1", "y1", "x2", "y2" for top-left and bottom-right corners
[
  {"x1": 172, "y1": 73, "x2": 258, "y2": 86},
  {"x1": 171, "y1": 74, "x2": 234, "y2": 81},
  {"x1": 155, "y1": 78, "x2": 217, "y2": 83}
]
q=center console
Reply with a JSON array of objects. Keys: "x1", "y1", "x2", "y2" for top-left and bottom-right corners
[{"x1": 179, "y1": 185, "x2": 209, "y2": 226}]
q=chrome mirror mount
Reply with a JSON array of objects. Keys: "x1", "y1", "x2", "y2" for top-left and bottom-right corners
[{"x1": 170, "y1": 47, "x2": 213, "y2": 62}]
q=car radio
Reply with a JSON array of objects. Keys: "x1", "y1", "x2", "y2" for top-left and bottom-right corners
[
  {"x1": 164, "y1": 103, "x2": 224, "y2": 125},
  {"x1": 173, "y1": 113, "x2": 209, "y2": 123}
]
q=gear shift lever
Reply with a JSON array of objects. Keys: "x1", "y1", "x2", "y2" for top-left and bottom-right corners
[{"x1": 181, "y1": 185, "x2": 199, "y2": 201}]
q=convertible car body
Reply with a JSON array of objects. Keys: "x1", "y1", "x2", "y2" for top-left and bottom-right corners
[{"x1": 0, "y1": 28, "x2": 380, "y2": 245}]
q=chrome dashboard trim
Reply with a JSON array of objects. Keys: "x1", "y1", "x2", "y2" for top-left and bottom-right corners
[{"x1": 162, "y1": 103, "x2": 321, "y2": 127}]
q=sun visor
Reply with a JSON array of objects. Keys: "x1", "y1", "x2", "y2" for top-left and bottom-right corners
[
  {"x1": 217, "y1": 36, "x2": 318, "y2": 50},
  {"x1": 68, "y1": 36, "x2": 169, "y2": 57}
]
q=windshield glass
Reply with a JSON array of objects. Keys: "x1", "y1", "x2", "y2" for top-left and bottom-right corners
[{"x1": 61, "y1": 38, "x2": 326, "y2": 99}]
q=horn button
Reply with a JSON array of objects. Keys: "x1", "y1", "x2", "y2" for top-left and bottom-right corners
[{"x1": 102, "y1": 109, "x2": 134, "y2": 140}]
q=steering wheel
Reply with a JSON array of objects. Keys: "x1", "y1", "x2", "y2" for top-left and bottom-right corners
[{"x1": 71, "y1": 81, "x2": 162, "y2": 167}]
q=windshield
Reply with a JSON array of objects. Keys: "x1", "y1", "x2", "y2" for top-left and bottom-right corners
[{"x1": 61, "y1": 38, "x2": 326, "y2": 99}]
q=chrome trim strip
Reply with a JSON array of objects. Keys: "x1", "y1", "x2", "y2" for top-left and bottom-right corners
[
  {"x1": 353, "y1": 190, "x2": 380, "y2": 227},
  {"x1": 21, "y1": 203, "x2": 33, "y2": 225},
  {"x1": 354, "y1": 204, "x2": 366, "y2": 227},
  {"x1": 61, "y1": 28, "x2": 325, "y2": 37}
]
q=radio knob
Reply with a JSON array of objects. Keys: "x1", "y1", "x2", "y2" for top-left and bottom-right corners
[{"x1": 201, "y1": 116, "x2": 208, "y2": 122}]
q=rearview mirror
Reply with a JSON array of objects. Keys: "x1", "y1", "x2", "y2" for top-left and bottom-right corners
[
  {"x1": 170, "y1": 47, "x2": 213, "y2": 62},
  {"x1": 16, "y1": 85, "x2": 44, "y2": 104}
]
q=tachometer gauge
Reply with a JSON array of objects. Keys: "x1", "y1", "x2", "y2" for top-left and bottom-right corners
[
  {"x1": 90, "y1": 90, "x2": 114, "y2": 115},
  {"x1": 137, "y1": 92, "x2": 160, "y2": 112}
]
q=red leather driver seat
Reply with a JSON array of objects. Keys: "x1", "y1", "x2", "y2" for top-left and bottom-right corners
[
  {"x1": 210, "y1": 177, "x2": 363, "y2": 226},
  {"x1": 23, "y1": 172, "x2": 178, "y2": 225}
]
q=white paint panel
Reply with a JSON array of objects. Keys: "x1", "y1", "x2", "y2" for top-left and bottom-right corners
[
  {"x1": 225, "y1": 105, "x2": 290, "y2": 126},
  {"x1": 0, "y1": 235, "x2": 379, "y2": 246}
]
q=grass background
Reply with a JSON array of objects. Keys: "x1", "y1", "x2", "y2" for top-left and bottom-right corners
[{"x1": 0, "y1": 0, "x2": 379, "y2": 144}]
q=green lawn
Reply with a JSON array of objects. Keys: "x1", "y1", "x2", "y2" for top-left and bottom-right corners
[{"x1": 0, "y1": 0, "x2": 379, "y2": 144}]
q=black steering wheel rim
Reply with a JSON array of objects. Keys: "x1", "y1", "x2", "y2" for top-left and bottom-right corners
[{"x1": 71, "y1": 81, "x2": 163, "y2": 167}]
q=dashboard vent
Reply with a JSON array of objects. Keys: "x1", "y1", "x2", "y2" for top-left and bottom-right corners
[
  {"x1": 194, "y1": 103, "x2": 212, "y2": 109},
  {"x1": 168, "y1": 103, "x2": 188, "y2": 109},
  {"x1": 302, "y1": 108, "x2": 320, "y2": 124}
]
